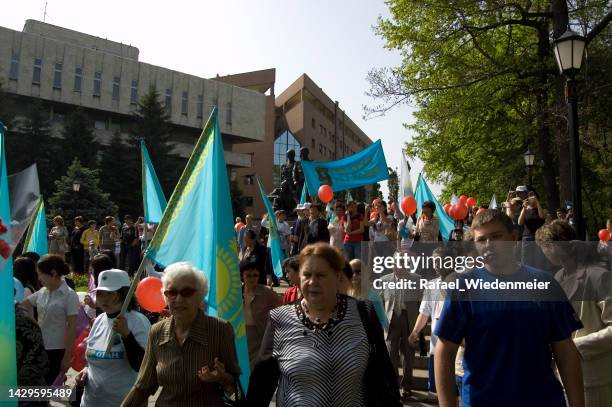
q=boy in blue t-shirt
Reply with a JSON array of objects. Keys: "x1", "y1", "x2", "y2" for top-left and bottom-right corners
[{"x1": 434, "y1": 209, "x2": 585, "y2": 407}]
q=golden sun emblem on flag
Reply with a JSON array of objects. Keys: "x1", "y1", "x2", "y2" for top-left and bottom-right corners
[{"x1": 215, "y1": 241, "x2": 245, "y2": 335}]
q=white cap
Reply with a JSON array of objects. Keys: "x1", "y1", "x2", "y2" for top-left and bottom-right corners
[
  {"x1": 515, "y1": 185, "x2": 529, "y2": 192},
  {"x1": 96, "y1": 269, "x2": 131, "y2": 292},
  {"x1": 296, "y1": 204, "x2": 304, "y2": 210},
  {"x1": 302, "y1": 202, "x2": 312, "y2": 209}
]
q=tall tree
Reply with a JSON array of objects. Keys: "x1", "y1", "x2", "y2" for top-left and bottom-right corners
[
  {"x1": 368, "y1": 0, "x2": 612, "y2": 230},
  {"x1": 387, "y1": 167, "x2": 399, "y2": 205},
  {"x1": 130, "y1": 85, "x2": 179, "y2": 196},
  {"x1": 49, "y1": 158, "x2": 118, "y2": 223},
  {"x1": 230, "y1": 179, "x2": 247, "y2": 220},
  {"x1": 99, "y1": 132, "x2": 140, "y2": 216},
  {"x1": 62, "y1": 108, "x2": 99, "y2": 171}
]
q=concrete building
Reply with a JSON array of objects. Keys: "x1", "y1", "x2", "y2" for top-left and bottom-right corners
[{"x1": 0, "y1": 19, "x2": 267, "y2": 169}]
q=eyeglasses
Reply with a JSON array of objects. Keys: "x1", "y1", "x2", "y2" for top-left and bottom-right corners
[{"x1": 163, "y1": 287, "x2": 198, "y2": 298}]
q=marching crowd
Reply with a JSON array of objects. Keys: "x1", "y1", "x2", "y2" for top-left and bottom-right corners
[{"x1": 11, "y1": 190, "x2": 612, "y2": 407}]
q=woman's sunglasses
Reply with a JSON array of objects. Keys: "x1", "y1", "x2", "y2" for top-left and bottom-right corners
[{"x1": 163, "y1": 287, "x2": 198, "y2": 298}]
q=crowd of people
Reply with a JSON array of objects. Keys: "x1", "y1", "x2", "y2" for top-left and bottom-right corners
[{"x1": 10, "y1": 189, "x2": 612, "y2": 407}]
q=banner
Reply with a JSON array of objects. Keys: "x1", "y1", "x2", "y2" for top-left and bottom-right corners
[
  {"x1": 0, "y1": 122, "x2": 17, "y2": 400},
  {"x1": 145, "y1": 108, "x2": 250, "y2": 389},
  {"x1": 8, "y1": 163, "x2": 40, "y2": 245},
  {"x1": 141, "y1": 140, "x2": 167, "y2": 224},
  {"x1": 23, "y1": 196, "x2": 48, "y2": 255},
  {"x1": 301, "y1": 140, "x2": 389, "y2": 194},
  {"x1": 414, "y1": 174, "x2": 454, "y2": 241},
  {"x1": 256, "y1": 177, "x2": 284, "y2": 279}
]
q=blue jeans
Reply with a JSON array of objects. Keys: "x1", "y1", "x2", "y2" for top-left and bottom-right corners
[
  {"x1": 428, "y1": 355, "x2": 436, "y2": 393},
  {"x1": 343, "y1": 241, "x2": 362, "y2": 261}
]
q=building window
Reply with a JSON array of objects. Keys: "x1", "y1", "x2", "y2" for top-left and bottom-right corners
[
  {"x1": 181, "y1": 91, "x2": 188, "y2": 115},
  {"x1": 273, "y1": 130, "x2": 301, "y2": 187},
  {"x1": 226, "y1": 102, "x2": 232, "y2": 125},
  {"x1": 53, "y1": 63, "x2": 62, "y2": 89},
  {"x1": 312, "y1": 138, "x2": 315, "y2": 148},
  {"x1": 165, "y1": 89, "x2": 172, "y2": 114},
  {"x1": 245, "y1": 197, "x2": 254, "y2": 207},
  {"x1": 112, "y1": 77, "x2": 120, "y2": 100},
  {"x1": 311, "y1": 118, "x2": 315, "y2": 128},
  {"x1": 319, "y1": 144, "x2": 323, "y2": 154},
  {"x1": 196, "y1": 95, "x2": 203, "y2": 118},
  {"x1": 94, "y1": 120, "x2": 106, "y2": 130},
  {"x1": 130, "y1": 80, "x2": 138, "y2": 104},
  {"x1": 74, "y1": 67, "x2": 82, "y2": 92},
  {"x1": 9, "y1": 53, "x2": 19, "y2": 80},
  {"x1": 32, "y1": 58, "x2": 42, "y2": 84},
  {"x1": 93, "y1": 72, "x2": 102, "y2": 97},
  {"x1": 244, "y1": 175, "x2": 254, "y2": 185}
]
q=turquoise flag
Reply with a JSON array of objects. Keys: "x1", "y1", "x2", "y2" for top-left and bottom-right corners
[
  {"x1": 141, "y1": 140, "x2": 167, "y2": 224},
  {"x1": 0, "y1": 122, "x2": 17, "y2": 401},
  {"x1": 256, "y1": 177, "x2": 284, "y2": 279},
  {"x1": 145, "y1": 108, "x2": 250, "y2": 389},
  {"x1": 299, "y1": 182, "x2": 307, "y2": 205},
  {"x1": 23, "y1": 196, "x2": 48, "y2": 255},
  {"x1": 301, "y1": 140, "x2": 389, "y2": 193},
  {"x1": 414, "y1": 174, "x2": 454, "y2": 241}
]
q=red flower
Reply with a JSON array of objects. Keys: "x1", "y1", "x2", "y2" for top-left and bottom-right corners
[{"x1": 0, "y1": 239, "x2": 10, "y2": 259}]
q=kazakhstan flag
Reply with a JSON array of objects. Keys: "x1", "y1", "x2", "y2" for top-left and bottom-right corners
[
  {"x1": 414, "y1": 174, "x2": 454, "y2": 241},
  {"x1": 0, "y1": 122, "x2": 17, "y2": 402},
  {"x1": 23, "y1": 196, "x2": 48, "y2": 255},
  {"x1": 145, "y1": 108, "x2": 249, "y2": 389},
  {"x1": 256, "y1": 177, "x2": 284, "y2": 278},
  {"x1": 141, "y1": 139, "x2": 167, "y2": 224}
]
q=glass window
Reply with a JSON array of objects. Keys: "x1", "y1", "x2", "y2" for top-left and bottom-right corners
[
  {"x1": 130, "y1": 80, "x2": 138, "y2": 104},
  {"x1": 53, "y1": 63, "x2": 62, "y2": 89},
  {"x1": 197, "y1": 95, "x2": 203, "y2": 118},
  {"x1": 94, "y1": 120, "x2": 106, "y2": 130},
  {"x1": 311, "y1": 118, "x2": 315, "y2": 128},
  {"x1": 74, "y1": 67, "x2": 82, "y2": 92},
  {"x1": 312, "y1": 138, "x2": 315, "y2": 148},
  {"x1": 273, "y1": 130, "x2": 302, "y2": 187},
  {"x1": 32, "y1": 58, "x2": 42, "y2": 84},
  {"x1": 181, "y1": 91, "x2": 188, "y2": 115},
  {"x1": 165, "y1": 89, "x2": 172, "y2": 114},
  {"x1": 93, "y1": 72, "x2": 102, "y2": 97},
  {"x1": 9, "y1": 53, "x2": 19, "y2": 80},
  {"x1": 112, "y1": 77, "x2": 120, "y2": 100}
]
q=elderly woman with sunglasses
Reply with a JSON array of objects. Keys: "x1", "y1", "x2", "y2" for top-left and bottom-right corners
[{"x1": 122, "y1": 262, "x2": 240, "y2": 407}]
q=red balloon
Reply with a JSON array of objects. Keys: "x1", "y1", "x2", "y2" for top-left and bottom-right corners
[
  {"x1": 444, "y1": 203, "x2": 452, "y2": 215},
  {"x1": 318, "y1": 184, "x2": 334, "y2": 203},
  {"x1": 450, "y1": 204, "x2": 468, "y2": 220},
  {"x1": 236, "y1": 222, "x2": 245, "y2": 232},
  {"x1": 400, "y1": 196, "x2": 417, "y2": 216},
  {"x1": 599, "y1": 229, "x2": 611, "y2": 242},
  {"x1": 71, "y1": 328, "x2": 89, "y2": 371},
  {"x1": 136, "y1": 277, "x2": 166, "y2": 313},
  {"x1": 459, "y1": 195, "x2": 468, "y2": 205},
  {"x1": 477, "y1": 207, "x2": 486, "y2": 214},
  {"x1": 466, "y1": 197, "x2": 476, "y2": 208}
]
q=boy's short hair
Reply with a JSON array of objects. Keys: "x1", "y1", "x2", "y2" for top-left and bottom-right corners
[{"x1": 471, "y1": 209, "x2": 514, "y2": 233}]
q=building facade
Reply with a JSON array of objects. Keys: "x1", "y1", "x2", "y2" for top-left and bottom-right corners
[{"x1": 0, "y1": 20, "x2": 266, "y2": 168}]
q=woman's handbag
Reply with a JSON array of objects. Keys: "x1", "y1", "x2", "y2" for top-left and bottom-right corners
[
  {"x1": 356, "y1": 301, "x2": 403, "y2": 407},
  {"x1": 222, "y1": 377, "x2": 246, "y2": 407}
]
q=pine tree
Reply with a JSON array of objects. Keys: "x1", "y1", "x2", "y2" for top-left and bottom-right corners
[
  {"x1": 49, "y1": 158, "x2": 118, "y2": 223},
  {"x1": 62, "y1": 108, "x2": 99, "y2": 171},
  {"x1": 99, "y1": 132, "x2": 140, "y2": 216},
  {"x1": 130, "y1": 85, "x2": 178, "y2": 196}
]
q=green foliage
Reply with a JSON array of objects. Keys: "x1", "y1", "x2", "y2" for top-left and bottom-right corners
[
  {"x1": 49, "y1": 158, "x2": 118, "y2": 223},
  {"x1": 387, "y1": 167, "x2": 399, "y2": 204},
  {"x1": 62, "y1": 108, "x2": 100, "y2": 171},
  {"x1": 370, "y1": 0, "x2": 612, "y2": 231},
  {"x1": 99, "y1": 132, "x2": 140, "y2": 216}
]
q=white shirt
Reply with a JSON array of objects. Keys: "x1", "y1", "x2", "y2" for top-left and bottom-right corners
[
  {"x1": 418, "y1": 277, "x2": 446, "y2": 354},
  {"x1": 83, "y1": 310, "x2": 151, "y2": 407},
  {"x1": 261, "y1": 218, "x2": 291, "y2": 252},
  {"x1": 26, "y1": 280, "x2": 80, "y2": 350}
]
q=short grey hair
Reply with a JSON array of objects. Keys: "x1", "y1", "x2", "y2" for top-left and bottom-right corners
[{"x1": 162, "y1": 262, "x2": 208, "y2": 297}]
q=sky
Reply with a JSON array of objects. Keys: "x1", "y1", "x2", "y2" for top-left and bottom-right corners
[{"x1": 2, "y1": 0, "x2": 442, "y2": 198}]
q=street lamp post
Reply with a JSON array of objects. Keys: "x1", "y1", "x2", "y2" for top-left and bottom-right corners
[
  {"x1": 72, "y1": 180, "x2": 81, "y2": 223},
  {"x1": 523, "y1": 147, "x2": 535, "y2": 188},
  {"x1": 553, "y1": 28, "x2": 587, "y2": 239}
]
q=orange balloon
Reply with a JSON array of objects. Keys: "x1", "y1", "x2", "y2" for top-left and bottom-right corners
[
  {"x1": 400, "y1": 196, "x2": 417, "y2": 215},
  {"x1": 444, "y1": 203, "x2": 452, "y2": 214},
  {"x1": 136, "y1": 277, "x2": 166, "y2": 312},
  {"x1": 318, "y1": 184, "x2": 334, "y2": 203},
  {"x1": 599, "y1": 229, "x2": 611, "y2": 242},
  {"x1": 466, "y1": 197, "x2": 476, "y2": 208},
  {"x1": 236, "y1": 222, "x2": 245, "y2": 232}
]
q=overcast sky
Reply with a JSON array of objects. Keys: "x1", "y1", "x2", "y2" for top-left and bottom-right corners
[{"x1": 2, "y1": 0, "x2": 443, "y2": 198}]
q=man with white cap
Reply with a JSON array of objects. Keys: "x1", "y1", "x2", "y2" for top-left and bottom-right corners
[{"x1": 76, "y1": 269, "x2": 151, "y2": 407}]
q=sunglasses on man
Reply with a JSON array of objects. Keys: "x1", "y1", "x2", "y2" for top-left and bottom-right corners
[{"x1": 163, "y1": 287, "x2": 198, "y2": 298}]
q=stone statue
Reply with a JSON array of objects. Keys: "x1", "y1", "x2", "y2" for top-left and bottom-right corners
[
  {"x1": 268, "y1": 180, "x2": 296, "y2": 215},
  {"x1": 293, "y1": 147, "x2": 310, "y2": 201},
  {"x1": 280, "y1": 150, "x2": 296, "y2": 195}
]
